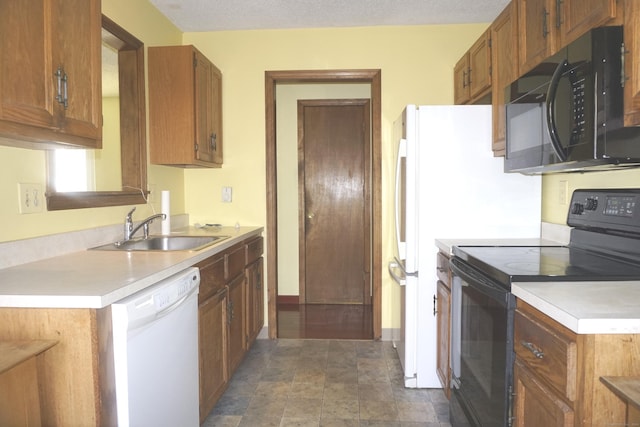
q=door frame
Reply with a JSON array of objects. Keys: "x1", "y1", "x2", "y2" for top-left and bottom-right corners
[
  {"x1": 297, "y1": 98, "x2": 371, "y2": 305},
  {"x1": 265, "y1": 69, "x2": 382, "y2": 339}
]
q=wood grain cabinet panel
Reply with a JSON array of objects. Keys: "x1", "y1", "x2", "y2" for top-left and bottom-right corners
[
  {"x1": 227, "y1": 273, "x2": 247, "y2": 375},
  {"x1": 454, "y1": 29, "x2": 492, "y2": 105},
  {"x1": 198, "y1": 287, "x2": 228, "y2": 423},
  {"x1": 515, "y1": 300, "x2": 640, "y2": 426},
  {"x1": 0, "y1": 0, "x2": 102, "y2": 149},
  {"x1": 435, "y1": 251, "x2": 451, "y2": 398},
  {"x1": 518, "y1": 0, "x2": 616, "y2": 75},
  {"x1": 623, "y1": 0, "x2": 640, "y2": 126},
  {"x1": 513, "y1": 360, "x2": 574, "y2": 427},
  {"x1": 246, "y1": 257, "x2": 264, "y2": 345},
  {"x1": 491, "y1": 1, "x2": 518, "y2": 155},
  {"x1": 148, "y1": 45, "x2": 223, "y2": 167}
]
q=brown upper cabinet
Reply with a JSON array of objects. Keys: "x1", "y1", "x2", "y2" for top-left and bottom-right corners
[
  {"x1": 624, "y1": 1, "x2": 640, "y2": 126},
  {"x1": 454, "y1": 29, "x2": 492, "y2": 105},
  {"x1": 517, "y1": 0, "x2": 617, "y2": 75},
  {"x1": 491, "y1": 1, "x2": 519, "y2": 155},
  {"x1": 0, "y1": 0, "x2": 102, "y2": 149},
  {"x1": 148, "y1": 45, "x2": 223, "y2": 168}
]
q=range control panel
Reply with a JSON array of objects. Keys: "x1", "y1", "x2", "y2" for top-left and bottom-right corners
[{"x1": 567, "y1": 189, "x2": 640, "y2": 234}]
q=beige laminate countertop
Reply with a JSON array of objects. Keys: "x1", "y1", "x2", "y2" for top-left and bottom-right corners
[
  {"x1": 512, "y1": 281, "x2": 640, "y2": 334},
  {"x1": 0, "y1": 226, "x2": 262, "y2": 309}
]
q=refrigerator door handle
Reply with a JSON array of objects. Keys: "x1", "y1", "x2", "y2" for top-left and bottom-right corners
[
  {"x1": 388, "y1": 260, "x2": 406, "y2": 285},
  {"x1": 388, "y1": 257, "x2": 417, "y2": 286},
  {"x1": 394, "y1": 138, "x2": 407, "y2": 258}
]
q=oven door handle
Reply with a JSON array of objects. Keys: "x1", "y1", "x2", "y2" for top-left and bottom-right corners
[{"x1": 450, "y1": 257, "x2": 509, "y2": 302}]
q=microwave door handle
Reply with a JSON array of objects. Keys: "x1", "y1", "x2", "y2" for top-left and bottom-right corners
[{"x1": 546, "y1": 59, "x2": 570, "y2": 162}]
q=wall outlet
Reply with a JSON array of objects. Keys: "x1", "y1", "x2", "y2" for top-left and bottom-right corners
[
  {"x1": 559, "y1": 180, "x2": 569, "y2": 205},
  {"x1": 18, "y1": 183, "x2": 44, "y2": 214},
  {"x1": 222, "y1": 186, "x2": 233, "y2": 203}
]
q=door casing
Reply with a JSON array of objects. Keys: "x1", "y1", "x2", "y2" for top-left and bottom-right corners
[{"x1": 265, "y1": 69, "x2": 382, "y2": 339}]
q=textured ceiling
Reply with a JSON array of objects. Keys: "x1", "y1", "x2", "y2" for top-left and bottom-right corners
[{"x1": 148, "y1": 0, "x2": 509, "y2": 32}]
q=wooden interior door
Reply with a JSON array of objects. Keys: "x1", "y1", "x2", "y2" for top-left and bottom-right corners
[{"x1": 298, "y1": 99, "x2": 371, "y2": 304}]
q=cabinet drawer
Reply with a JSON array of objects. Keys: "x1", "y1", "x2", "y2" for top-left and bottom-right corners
[
  {"x1": 245, "y1": 236, "x2": 263, "y2": 265},
  {"x1": 197, "y1": 254, "x2": 226, "y2": 302},
  {"x1": 436, "y1": 252, "x2": 451, "y2": 286},
  {"x1": 226, "y1": 244, "x2": 245, "y2": 280},
  {"x1": 514, "y1": 307, "x2": 577, "y2": 401}
]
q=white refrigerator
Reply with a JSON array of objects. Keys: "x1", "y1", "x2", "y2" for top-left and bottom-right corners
[{"x1": 388, "y1": 105, "x2": 542, "y2": 388}]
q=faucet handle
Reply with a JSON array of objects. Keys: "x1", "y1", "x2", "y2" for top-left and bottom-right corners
[{"x1": 126, "y1": 207, "x2": 136, "y2": 220}]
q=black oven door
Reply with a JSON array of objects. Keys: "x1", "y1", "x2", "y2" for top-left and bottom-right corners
[{"x1": 450, "y1": 258, "x2": 515, "y2": 427}]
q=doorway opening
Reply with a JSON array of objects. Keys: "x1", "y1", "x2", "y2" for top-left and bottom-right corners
[{"x1": 265, "y1": 69, "x2": 382, "y2": 340}]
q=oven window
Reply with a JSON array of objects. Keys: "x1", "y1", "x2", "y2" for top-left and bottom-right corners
[{"x1": 452, "y1": 274, "x2": 513, "y2": 426}]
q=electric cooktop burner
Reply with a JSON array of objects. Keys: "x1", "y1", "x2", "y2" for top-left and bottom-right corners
[{"x1": 452, "y1": 245, "x2": 640, "y2": 287}]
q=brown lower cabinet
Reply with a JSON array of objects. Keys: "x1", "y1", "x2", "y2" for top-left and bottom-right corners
[
  {"x1": 435, "y1": 251, "x2": 451, "y2": 398},
  {"x1": 513, "y1": 300, "x2": 640, "y2": 427},
  {"x1": 198, "y1": 236, "x2": 264, "y2": 422},
  {"x1": 198, "y1": 286, "x2": 228, "y2": 421}
]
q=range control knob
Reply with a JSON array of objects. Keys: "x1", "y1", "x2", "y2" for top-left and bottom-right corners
[
  {"x1": 585, "y1": 197, "x2": 598, "y2": 211},
  {"x1": 571, "y1": 202, "x2": 584, "y2": 215}
]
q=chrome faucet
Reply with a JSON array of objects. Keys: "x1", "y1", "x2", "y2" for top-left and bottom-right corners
[{"x1": 124, "y1": 207, "x2": 166, "y2": 241}]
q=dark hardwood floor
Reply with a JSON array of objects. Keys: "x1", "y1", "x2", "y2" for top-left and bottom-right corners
[{"x1": 277, "y1": 303, "x2": 373, "y2": 340}]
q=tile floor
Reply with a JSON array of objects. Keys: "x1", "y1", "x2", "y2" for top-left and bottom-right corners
[{"x1": 202, "y1": 339, "x2": 451, "y2": 427}]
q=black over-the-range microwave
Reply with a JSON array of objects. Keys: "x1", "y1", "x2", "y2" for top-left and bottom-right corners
[{"x1": 505, "y1": 26, "x2": 640, "y2": 174}]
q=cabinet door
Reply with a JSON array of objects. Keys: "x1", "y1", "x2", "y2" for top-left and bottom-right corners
[
  {"x1": 210, "y1": 64, "x2": 223, "y2": 165},
  {"x1": 468, "y1": 29, "x2": 491, "y2": 100},
  {"x1": 0, "y1": 0, "x2": 56, "y2": 132},
  {"x1": 246, "y1": 257, "x2": 264, "y2": 344},
  {"x1": 558, "y1": 0, "x2": 616, "y2": 48},
  {"x1": 148, "y1": 45, "x2": 222, "y2": 167},
  {"x1": 227, "y1": 273, "x2": 246, "y2": 375},
  {"x1": 52, "y1": 0, "x2": 101, "y2": 144},
  {"x1": 453, "y1": 55, "x2": 470, "y2": 105},
  {"x1": 194, "y1": 51, "x2": 215, "y2": 164},
  {"x1": 0, "y1": 0, "x2": 100, "y2": 148},
  {"x1": 513, "y1": 360, "x2": 574, "y2": 427},
  {"x1": 624, "y1": 0, "x2": 640, "y2": 126},
  {"x1": 436, "y1": 280, "x2": 451, "y2": 398},
  {"x1": 518, "y1": 0, "x2": 556, "y2": 75},
  {"x1": 199, "y1": 288, "x2": 228, "y2": 422},
  {"x1": 194, "y1": 51, "x2": 223, "y2": 166},
  {"x1": 491, "y1": 1, "x2": 518, "y2": 155}
]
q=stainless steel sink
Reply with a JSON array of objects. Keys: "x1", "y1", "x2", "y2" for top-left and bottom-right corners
[{"x1": 91, "y1": 235, "x2": 229, "y2": 252}]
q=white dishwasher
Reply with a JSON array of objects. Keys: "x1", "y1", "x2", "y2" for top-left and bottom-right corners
[{"x1": 111, "y1": 267, "x2": 200, "y2": 427}]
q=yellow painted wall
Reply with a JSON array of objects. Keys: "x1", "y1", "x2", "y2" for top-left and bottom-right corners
[
  {"x1": 182, "y1": 24, "x2": 489, "y2": 329},
  {"x1": 542, "y1": 170, "x2": 640, "y2": 224}
]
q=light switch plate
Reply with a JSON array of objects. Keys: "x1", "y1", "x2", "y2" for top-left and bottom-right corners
[
  {"x1": 222, "y1": 186, "x2": 232, "y2": 203},
  {"x1": 18, "y1": 183, "x2": 44, "y2": 214}
]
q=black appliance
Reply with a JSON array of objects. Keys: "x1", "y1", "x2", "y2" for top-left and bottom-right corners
[
  {"x1": 449, "y1": 189, "x2": 640, "y2": 427},
  {"x1": 505, "y1": 26, "x2": 640, "y2": 174}
]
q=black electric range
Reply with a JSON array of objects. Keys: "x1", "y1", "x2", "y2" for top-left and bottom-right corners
[
  {"x1": 449, "y1": 189, "x2": 640, "y2": 427},
  {"x1": 453, "y1": 188, "x2": 640, "y2": 289}
]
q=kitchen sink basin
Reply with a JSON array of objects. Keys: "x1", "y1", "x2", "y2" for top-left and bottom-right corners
[{"x1": 91, "y1": 235, "x2": 229, "y2": 252}]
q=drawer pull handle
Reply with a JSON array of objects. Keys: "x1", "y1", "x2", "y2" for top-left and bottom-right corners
[{"x1": 521, "y1": 341, "x2": 545, "y2": 359}]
